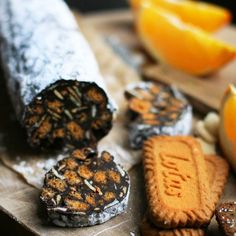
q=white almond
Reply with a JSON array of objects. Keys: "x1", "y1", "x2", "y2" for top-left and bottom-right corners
[
  {"x1": 204, "y1": 112, "x2": 220, "y2": 137},
  {"x1": 195, "y1": 121, "x2": 217, "y2": 143}
]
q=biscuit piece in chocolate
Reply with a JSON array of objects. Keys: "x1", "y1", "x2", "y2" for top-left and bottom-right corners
[
  {"x1": 125, "y1": 82, "x2": 192, "y2": 149},
  {"x1": 40, "y1": 148, "x2": 130, "y2": 227},
  {"x1": 216, "y1": 202, "x2": 236, "y2": 236}
]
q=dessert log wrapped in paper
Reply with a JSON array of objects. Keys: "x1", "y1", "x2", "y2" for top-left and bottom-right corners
[{"x1": 0, "y1": 0, "x2": 115, "y2": 148}]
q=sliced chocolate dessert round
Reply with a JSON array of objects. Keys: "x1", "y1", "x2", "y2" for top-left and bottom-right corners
[
  {"x1": 23, "y1": 80, "x2": 114, "y2": 148},
  {"x1": 40, "y1": 148, "x2": 130, "y2": 227},
  {"x1": 216, "y1": 202, "x2": 236, "y2": 236},
  {"x1": 125, "y1": 81, "x2": 192, "y2": 149}
]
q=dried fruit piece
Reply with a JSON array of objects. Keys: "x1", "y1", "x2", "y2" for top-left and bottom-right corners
[{"x1": 40, "y1": 148, "x2": 130, "y2": 227}]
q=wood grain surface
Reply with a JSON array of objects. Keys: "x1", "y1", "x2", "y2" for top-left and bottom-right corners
[{"x1": 0, "y1": 9, "x2": 236, "y2": 236}]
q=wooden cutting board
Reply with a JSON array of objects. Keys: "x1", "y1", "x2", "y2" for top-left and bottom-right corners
[{"x1": 1, "y1": 9, "x2": 236, "y2": 236}]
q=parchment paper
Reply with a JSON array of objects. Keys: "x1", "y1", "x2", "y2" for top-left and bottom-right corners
[{"x1": 0, "y1": 20, "x2": 141, "y2": 189}]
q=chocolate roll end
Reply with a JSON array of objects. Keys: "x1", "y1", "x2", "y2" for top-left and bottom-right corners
[{"x1": 23, "y1": 80, "x2": 114, "y2": 148}]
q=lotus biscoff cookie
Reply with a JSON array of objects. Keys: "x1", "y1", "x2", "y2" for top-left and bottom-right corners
[
  {"x1": 140, "y1": 154, "x2": 229, "y2": 236},
  {"x1": 205, "y1": 155, "x2": 229, "y2": 206},
  {"x1": 143, "y1": 136, "x2": 215, "y2": 229}
]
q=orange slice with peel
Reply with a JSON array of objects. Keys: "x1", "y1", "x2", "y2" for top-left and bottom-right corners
[
  {"x1": 130, "y1": 0, "x2": 231, "y2": 32},
  {"x1": 136, "y1": 5, "x2": 236, "y2": 76},
  {"x1": 219, "y1": 84, "x2": 236, "y2": 172}
]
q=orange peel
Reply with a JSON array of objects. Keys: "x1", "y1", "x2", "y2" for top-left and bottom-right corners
[{"x1": 130, "y1": 0, "x2": 232, "y2": 32}]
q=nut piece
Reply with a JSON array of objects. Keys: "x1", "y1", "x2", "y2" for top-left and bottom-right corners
[
  {"x1": 204, "y1": 112, "x2": 220, "y2": 137},
  {"x1": 195, "y1": 121, "x2": 216, "y2": 143},
  {"x1": 196, "y1": 138, "x2": 216, "y2": 155}
]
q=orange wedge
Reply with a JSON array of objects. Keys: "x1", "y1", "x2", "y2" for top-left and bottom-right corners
[
  {"x1": 130, "y1": 0, "x2": 231, "y2": 32},
  {"x1": 220, "y1": 85, "x2": 236, "y2": 172},
  {"x1": 136, "y1": 5, "x2": 236, "y2": 76}
]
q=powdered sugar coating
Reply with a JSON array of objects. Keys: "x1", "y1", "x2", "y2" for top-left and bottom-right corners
[{"x1": 0, "y1": 0, "x2": 114, "y2": 119}]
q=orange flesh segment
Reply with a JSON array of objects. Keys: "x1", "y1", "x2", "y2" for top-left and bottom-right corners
[
  {"x1": 130, "y1": 0, "x2": 231, "y2": 32},
  {"x1": 137, "y1": 6, "x2": 236, "y2": 75}
]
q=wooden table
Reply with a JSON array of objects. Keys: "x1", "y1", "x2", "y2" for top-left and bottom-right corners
[{"x1": 1, "y1": 9, "x2": 236, "y2": 235}]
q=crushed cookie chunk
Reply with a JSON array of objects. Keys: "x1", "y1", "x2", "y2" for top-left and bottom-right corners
[
  {"x1": 47, "y1": 178, "x2": 67, "y2": 192},
  {"x1": 41, "y1": 188, "x2": 56, "y2": 201},
  {"x1": 62, "y1": 158, "x2": 78, "y2": 170},
  {"x1": 64, "y1": 198, "x2": 89, "y2": 211},
  {"x1": 93, "y1": 171, "x2": 107, "y2": 184},
  {"x1": 86, "y1": 194, "x2": 96, "y2": 206},
  {"x1": 128, "y1": 98, "x2": 151, "y2": 114},
  {"x1": 53, "y1": 128, "x2": 65, "y2": 138},
  {"x1": 108, "y1": 170, "x2": 121, "y2": 184},
  {"x1": 63, "y1": 170, "x2": 81, "y2": 185},
  {"x1": 104, "y1": 192, "x2": 115, "y2": 202},
  {"x1": 37, "y1": 117, "x2": 52, "y2": 139},
  {"x1": 101, "y1": 151, "x2": 113, "y2": 162},
  {"x1": 67, "y1": 121, "x2": 84, "y2": 140},
  {"x1": 86, "y1": 87, "x2": 106, "y2": 104},
  {"x1": 78, "y1": 165, "x2": 94, "y2": 179},
  {"x1": 69, "y1": 190, "x2": 83, "y2": 200}
]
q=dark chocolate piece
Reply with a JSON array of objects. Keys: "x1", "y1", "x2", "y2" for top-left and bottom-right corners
[
  {"x1": 125, "y1": 81, "x2": 192, "y2": 149},
  {"x1": 40, "y1": 148, "x2": 130, "y2": 227},
  {"x1": 0, "y1": 0, "x2": 115, "y2": 149},
  {"x1": 216, "y1": 202, "x2": 236, "y2": 236}
]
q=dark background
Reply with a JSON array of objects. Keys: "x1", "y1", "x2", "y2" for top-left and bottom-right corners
[
  {"x1": 65, "y1": 0, "x2": 128, "y2": 12},
  {"x1": 65, "y1": 0, "x2": 235, "y2": 22}
]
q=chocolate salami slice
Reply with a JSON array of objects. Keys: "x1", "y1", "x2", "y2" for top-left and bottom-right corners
[
  {"x1": 125, "y1": 81, "x2": 192, "y2": 149},
  {"x1": 0, "y1": 0, "x2": 115, "y2": 148},
  {"x1": 216, "y1": 202, "x2": 236, "y2": 236},
  {"x1": 40, "y1": 148, "x2": 130, "y2": 227}
]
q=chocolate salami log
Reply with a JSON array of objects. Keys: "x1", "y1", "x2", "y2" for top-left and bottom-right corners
[{"x1": 0, "y1": 0, "x2": 115, "y2": 148}]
